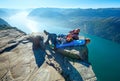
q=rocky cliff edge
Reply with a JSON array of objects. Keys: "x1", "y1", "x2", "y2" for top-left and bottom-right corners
[{"x1": 0, "y1": 27, "x2": 97, "y2": 81}]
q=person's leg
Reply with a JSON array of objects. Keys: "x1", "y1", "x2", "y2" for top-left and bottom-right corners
[
  {"x1": 45, "y1": 34, "x2": 50, "y2": 45},
  {"x1": 50, "y1": 34, "x2": 57, "y2": 49}
]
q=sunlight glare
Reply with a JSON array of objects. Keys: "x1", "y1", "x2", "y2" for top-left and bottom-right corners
[
  {"x1": 26, "y1": 19, "x2": 39, "y2": 32},
  {"x1": 9, "y1": 11, "x2": 40, "y2": 33}
]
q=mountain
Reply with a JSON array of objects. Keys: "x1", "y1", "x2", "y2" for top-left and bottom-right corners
[
  {"x1": 28, "y1": 8, "x2": 120, "y2": 43},
  {"x1": 0, "y1": 8, "x2": 22, "y2": 18},
  {"x1": 0, "y1": 19, "x2": 26, "y2": 34},
  {"x1": 0, "y1": 18, "x2": 10, "y2": 26},
  {"x1": 0, "y1": 27, "x2": 96, "y2": 81}
]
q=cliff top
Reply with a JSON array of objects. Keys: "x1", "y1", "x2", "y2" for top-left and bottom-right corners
[{"x1": 0, "y1": 28, "x2": 97, "y2": 81}]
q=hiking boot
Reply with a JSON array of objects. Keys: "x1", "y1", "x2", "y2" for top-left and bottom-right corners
[
  {"x1": 50, "y1": 44, "x2": 55, "y2": 49},
  {"x1": 50, "y1": 44, "x2": 57, "y2": 50}
]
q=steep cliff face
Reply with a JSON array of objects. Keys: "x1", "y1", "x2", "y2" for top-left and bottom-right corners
[{"x1": 0, "y1": 27, "x2": 97, "y2": 81}]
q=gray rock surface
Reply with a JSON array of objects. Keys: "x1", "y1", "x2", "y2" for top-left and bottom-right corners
[
  {"x1": 0, "y1": 28, "x2": 97, "y2": 81},
  {"x1": 56, "y1": 45, "x2": 88, "y2": 61}
]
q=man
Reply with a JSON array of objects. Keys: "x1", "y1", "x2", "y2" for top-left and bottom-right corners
[{"x1": 44, "y1": 30, "x2": 57, "y2": 49}]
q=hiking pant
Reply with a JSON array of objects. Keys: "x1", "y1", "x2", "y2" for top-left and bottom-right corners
[{"x1": 46, "y1": 33, "x2": 57, "y2": 46}]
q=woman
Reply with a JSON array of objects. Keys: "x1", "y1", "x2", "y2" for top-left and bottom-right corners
[{"x1": 66, "y1": 28, "x2": 80, "y2": 42}]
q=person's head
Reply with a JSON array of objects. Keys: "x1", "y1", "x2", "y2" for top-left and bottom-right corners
[
  {"x1": 85, "y1": 38, "x2": 90, "y2": 44},
  {"x1": 44, "y1": 30, "x2": 49, "y2": 35},
  {"x1": 74, "y1": 28, "x2": 80, "y2": 33}
]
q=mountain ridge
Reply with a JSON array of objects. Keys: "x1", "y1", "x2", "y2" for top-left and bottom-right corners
[
  {"x1": 0, "y1": 18, "x2": 10, "y2": 26},
  {"x1": 28, "y1": 8, "x2": 120, "y2": 43}
]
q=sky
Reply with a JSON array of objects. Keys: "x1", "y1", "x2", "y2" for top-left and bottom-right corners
[{"x1": 0, "y1": 0, "x2": 120, "y2": 9}]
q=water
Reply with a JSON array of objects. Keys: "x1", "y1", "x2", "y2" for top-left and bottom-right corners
[
  {"x1": 3, "y1": 11, "x2": 72, "y2": 34},
  {"x1": 3, "y1": 11, "x2": 120, "y2": 81},
  {"x1": 82, "y1": 33, "x2": 120, "y2": 81}
]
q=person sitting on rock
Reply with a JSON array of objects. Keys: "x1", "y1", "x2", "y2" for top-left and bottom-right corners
[{"x1": 66, "y1": 28, "x2": 80, "y2": 42}]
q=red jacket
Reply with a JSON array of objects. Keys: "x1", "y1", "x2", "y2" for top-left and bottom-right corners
[{"x1": 66, "y1": 29, "x2": 80, "y2": 42}]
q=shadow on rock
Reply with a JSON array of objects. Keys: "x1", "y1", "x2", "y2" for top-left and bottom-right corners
[
  {"x1": 46, "y1": 48, "x2": 84, "y2": 81},
  {"x1": 0, "y1": 43, "x2": 18, "y2": 54},
  {"x1": 33, "y1": 48, "x2": 46, "y2": 67},
  {"x1": 30, "y1": 35, "x2": 46, "y2": 67},
  {"x1": 70, "y1": 59, "x2": 91, "y2": 67}
]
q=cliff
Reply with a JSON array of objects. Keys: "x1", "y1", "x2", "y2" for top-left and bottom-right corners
[
  {"x1": 0, "y1": 27, "x2": 97, "y2": 81},
  {"x1": 0, "y1": 18, "x2": 10, "y2": 26}
]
